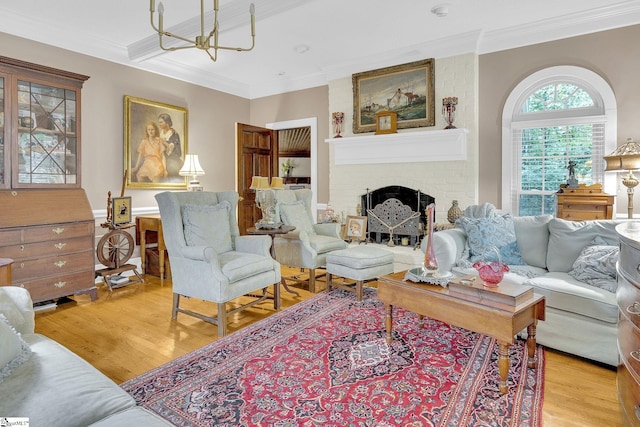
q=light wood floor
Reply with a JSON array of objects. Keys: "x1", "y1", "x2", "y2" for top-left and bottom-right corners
[{"x1": 33, "y1": 270, "x2": 622, "y2": 427}]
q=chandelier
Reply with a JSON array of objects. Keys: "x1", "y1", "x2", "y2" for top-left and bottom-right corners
[{"x1": 149, "y1": 0, "x2": 256, "y2": 62}]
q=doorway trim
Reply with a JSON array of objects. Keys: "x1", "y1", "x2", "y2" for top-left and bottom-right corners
[{"x1": 266, "y1": 117, "x2": 318, "y2": 222}]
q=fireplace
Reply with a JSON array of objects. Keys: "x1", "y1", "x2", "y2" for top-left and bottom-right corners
[{"x1": 360, "y1": 186, "x2": 435, "y2": 246}]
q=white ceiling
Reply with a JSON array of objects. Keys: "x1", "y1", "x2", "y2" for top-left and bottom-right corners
[{"x1": 1, "y1": 0, "x2": 639, "y2": 99}]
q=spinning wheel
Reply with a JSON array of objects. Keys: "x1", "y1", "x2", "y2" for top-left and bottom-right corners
[{"x1": 96, "y1": 229, "x2": 134, "y2": 269}]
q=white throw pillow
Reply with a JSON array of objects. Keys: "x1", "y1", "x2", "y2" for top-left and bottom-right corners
[
  {"x1": 279, "y1": 202, "x2": 315, "y2": 235},
  {"x1": 181, "y1": 201, "x2": 233, "y2": 252},
  {"x1": 0, "y1": 290, "x2": 28, "y2": 333},
  {"x1": 569, "y1": 238, "x2": 618, "y2": 292},
  {"x1": 0, "y1": 314, "x2": 31, "y2": 384}
]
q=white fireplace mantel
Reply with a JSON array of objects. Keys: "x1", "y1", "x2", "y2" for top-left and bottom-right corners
[{"x1": 325, "y1": 128, "x2": 468, "y2": 165}]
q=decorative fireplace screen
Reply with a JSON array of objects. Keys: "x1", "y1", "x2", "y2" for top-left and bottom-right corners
[{"x1": 360, "y1": 186, "x2": 435, "y2": 246}]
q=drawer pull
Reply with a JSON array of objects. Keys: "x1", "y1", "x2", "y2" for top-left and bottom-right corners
[
  {"x1": 54, "y1": 243, "x2": 67, "y2": 250},
  {"x1": 20, "y1": 245, "x2": 24, "y2": 252},
  {"x1": 20, "y1": 262, "x2": 24, "y2": 269},
  {"x1": 54, "y1": 261, "x2": 67, "y2": 268},
  {"x1": 631, "y1": 350, "x2": 640, "y2": 362},
  {"x1": 52, "y1": 227, "x2": 65, "y2": 235},
  {"x1": 627, "y1": 302, "x2": 640, "y2": 315},
  {"x1": 54, "y1": 281, "x2": 66, "y2": 288}
]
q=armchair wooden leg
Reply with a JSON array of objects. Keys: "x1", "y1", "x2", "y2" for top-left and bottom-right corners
[
  {"x1": 217, "y1": 302, "x2": 227, "y2": 337},
  {"x1": 273, "y1": 281, "x2": 281, "y2": 310},
  {"x1": 309, "y1": 268, "x2": 316, "y2": 293},
  {"x1": 172, "y1": 293, "x2": 180, "y2": 319},
  {"x1": 327, "y1": 273, "x2": 333, "y2": 292}
]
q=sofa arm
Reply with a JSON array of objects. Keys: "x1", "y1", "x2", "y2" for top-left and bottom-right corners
[
  {"x1": 0, "y1": 286, "x2": 35, "y2": 335},
  {"x1": 420, "y1": 228, "x2": 467, "y2": 273}
]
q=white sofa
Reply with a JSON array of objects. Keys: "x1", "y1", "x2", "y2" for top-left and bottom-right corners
[
  {"x1": 426, "y1": 214, "x2": 622, "y2": 366},
  {"x1": 0, "y1": 286, "x2": 171, "y2": 427}
]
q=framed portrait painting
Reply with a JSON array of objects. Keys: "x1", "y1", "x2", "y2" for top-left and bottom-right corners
[
  {"x1": 124, "y1": 95, "x2": 188, "y2": 189},
  {"x1": 346, "y1": 215, "x2": 367, "y2": 242},
  {"x1": 352, "y1": 58, "x2": 435, "y2": 134}
]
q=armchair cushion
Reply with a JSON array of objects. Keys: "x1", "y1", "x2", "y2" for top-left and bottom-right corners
[
  {"x1": 0, "y1": 314, "x2": 31, "y2": 384},
  {"x1": 309, "y1": 234, "x2": 349, "y2": 254},
  {"x1": 220, "y1": 252, "x2": 278, "y2": 283},
  {"x1": 181, "y1": 201, "x2": 233, "y2": 253},
  {"x1": 279, "y1": 202, "x2": 315, "y2": 235}
]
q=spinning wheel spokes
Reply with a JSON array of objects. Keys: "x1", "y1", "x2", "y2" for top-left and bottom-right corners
[{"x1": 97, "y1": 230, "x2": 134, "y2": 269}]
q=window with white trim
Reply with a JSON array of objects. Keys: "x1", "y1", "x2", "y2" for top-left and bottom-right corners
[{"x1": 502, "y1": 66, "x2": 617, "y2": 216}]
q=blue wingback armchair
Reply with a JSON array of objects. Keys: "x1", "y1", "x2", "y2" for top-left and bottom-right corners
[{"x1": 155, "y1": 191, "x2": 281, "y2": 336}]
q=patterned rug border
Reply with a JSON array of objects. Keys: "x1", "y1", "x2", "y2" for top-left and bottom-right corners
[{"x1": 122, "y1": 288, "x2": 545, "y2": 426}]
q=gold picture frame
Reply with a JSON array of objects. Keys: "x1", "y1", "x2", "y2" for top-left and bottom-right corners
[
  {"x1": 346, "y1": 215, "x2": 367, "y2": 241},
  {"x1": 124, "y1": 95, "x2": 188, "y2": 189},
  {"x1": 352, "y1": 58, "x2": 435, "y2": 134},
  {"x1": 375, "y1": 110, "x2": 397, "y2": 135},
  {"x1": 112, "y1": 196, "x2": 132, "y2": 225}
]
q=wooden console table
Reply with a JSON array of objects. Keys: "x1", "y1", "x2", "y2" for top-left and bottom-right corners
[{"x1": 136, "y1": 215, "x2": 166, "y2": 279}]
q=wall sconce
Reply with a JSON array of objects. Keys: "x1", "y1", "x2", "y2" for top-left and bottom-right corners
[
  {"x1": 249, "y1": 176, "x2": 283, "y2": 228},
  {"x1": 179, "y1": 154, "x2": 205, "y2": 192},
  {"x1": 604, "y1": 138, "x2": 640, "y2": 218}
]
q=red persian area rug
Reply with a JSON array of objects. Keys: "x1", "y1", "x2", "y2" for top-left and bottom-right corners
[{"x1": 122, "y1": 288, "x2": 544, "y2": 426}]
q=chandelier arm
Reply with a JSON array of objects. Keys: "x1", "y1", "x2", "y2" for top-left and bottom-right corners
[
  {"x1": 216, "y1": 36, "x2": 256, "y2": 52},
  {"x1": 160, "y1": 32, "x2": 199, "y2": 46}
]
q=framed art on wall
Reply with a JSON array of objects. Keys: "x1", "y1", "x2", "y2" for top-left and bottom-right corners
[
  {"x1": 112, "y1": 196, "x2": 132, "y2": 225},
  {"x1": 352, "y1": 58, "x2": 435, "y2": 134},
  {"x1": 124, "y1": 95, "x2": 188, "y2": 189}
]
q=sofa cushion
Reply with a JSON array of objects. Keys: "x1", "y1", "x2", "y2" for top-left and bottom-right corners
[
  {"x1": 569, "y1": 239, "x2": 618, "y2": 292},
  {"x1": 0, "y1": 334, "x2": 136, "y2": 427},
  {"x1": 181, "y1": 201, "x2": 233, "y2": 253},
  {"x1": 457, "y1": 214, "x2": 525, "y2": 265},
  {"x1": 524, "y1": 272, "x2": 618, "y2": 324},
  {"x1": 513, "y1": 215, "x2": 553, "y2": 269},
  {"x1": 546, "y1": 218, "x2": 621, "y2": 272},
  {"x1": 0, "y1": 314, "x2": 31, "y2": 384},
  {"x1": 279, "y1": 201, "x2": 315, "y2": 235}
]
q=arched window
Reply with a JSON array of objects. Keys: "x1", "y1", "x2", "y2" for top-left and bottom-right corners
[{"x1": 501, "y1": 66, "x2": 617, "y2": 215}]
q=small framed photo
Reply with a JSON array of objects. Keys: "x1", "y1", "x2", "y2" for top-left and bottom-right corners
[
  {"x1": 112, "y1": 197, "x2": 132, "y2": 225},
  {"x1": 375, "y1": 110, "x2": 397, "y2": 135},
  {"x1": 346, "y1": 215, "x2": 367, "y2": 241}
]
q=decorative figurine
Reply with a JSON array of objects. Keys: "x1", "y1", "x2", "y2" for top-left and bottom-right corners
[
  {"x1": 442, "y1": 97, "x2": 458, "y2": 129},
  {"x1": 332, "y1": 112, "x2": 344, "y2": 138}
]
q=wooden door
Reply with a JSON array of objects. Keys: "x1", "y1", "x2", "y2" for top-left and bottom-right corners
[{"x1": 236, "y1": 123, "x2": 278, "y2": 234}]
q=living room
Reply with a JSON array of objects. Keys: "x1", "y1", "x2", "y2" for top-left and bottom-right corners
[{"x1": 1, "y1": 1, "x2": 640, "y2": 426}]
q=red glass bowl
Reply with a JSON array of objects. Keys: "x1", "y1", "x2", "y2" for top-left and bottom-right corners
[{"x1": 472, "y1": 261, "x2": 509, "y2": 287}]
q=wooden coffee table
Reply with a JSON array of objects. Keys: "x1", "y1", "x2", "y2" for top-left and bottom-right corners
[{"x1": 378, "y1": 271, "x2": 545, "y2": 394}]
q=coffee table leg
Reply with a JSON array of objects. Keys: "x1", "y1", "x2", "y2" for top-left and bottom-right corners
[
  {"x1": 526, "y1": 323, "x2": 537, "y2": 368},
  {"x1": 498, "y1": 342, "x2": 510, "y2": 394},
  {"x1": 418, "y1": 314, "x2": 424, "y2": 328},
  {"x1": 385, "y1": 304, "x2": 393, "y2": 343}
]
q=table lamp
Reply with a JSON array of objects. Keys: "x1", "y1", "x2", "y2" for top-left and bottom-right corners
[
  {"x1": 249, "y1": 176, "x2": 282, "y2": 228},
  {"x1": 179, "y1": 154, "x2": 205, "y2": 191},
  {"x1": 604, "y1": 138, "x2": 640, "y2": 218}
]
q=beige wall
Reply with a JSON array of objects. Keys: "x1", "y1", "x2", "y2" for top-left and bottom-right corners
[
  {"x1": 250, "y1": 87, "x2": 330, "y2": 203},
  {"x1": 0, "y1": 31, "x2": 251, "y2": 215},
  {"x1": 479, "y1": 24, "x2": 640, "y2": 213}
]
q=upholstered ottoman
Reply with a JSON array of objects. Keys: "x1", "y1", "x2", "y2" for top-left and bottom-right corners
[{"x1": 326, "y1": 246, "x2": 394, "y2": 301}]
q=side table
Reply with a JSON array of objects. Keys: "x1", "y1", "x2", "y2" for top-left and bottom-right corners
[
  {"x1": 136, "y1": 215, "x2": 166, "y2": 280},
  {"x1": 247, "y1": 225, "x2": 299, "y2": 296}
]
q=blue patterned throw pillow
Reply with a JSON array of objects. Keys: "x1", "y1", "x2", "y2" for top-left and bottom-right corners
[
  {"x1": 458, "y1": 214, "x2": 525, "y2": 265},
  {"x1": 569, "y1": 237, "x2": 618, "y2": 292}
]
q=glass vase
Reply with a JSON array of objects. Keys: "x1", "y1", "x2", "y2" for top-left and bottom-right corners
[{"x1": 422, "y1": 203, "x2": 439, "y2": 275}]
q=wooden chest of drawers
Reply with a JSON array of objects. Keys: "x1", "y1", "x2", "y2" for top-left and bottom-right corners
[
  {"x1": 0, "y1": 189, "x2": 96, "y2": 303},
  {"x1": 616, "y1": 222, "x2": 640, "y2": 426},
  {"x1": 556, "y1": 184, "x2": 614, "y2": 220}
]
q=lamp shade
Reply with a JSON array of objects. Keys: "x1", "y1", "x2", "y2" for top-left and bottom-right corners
[
  {"x1": 179, "y1": 154, "x2": 205, "y2": 177},
  {"x1": 604, "y1": 138, "x2": 640, "y2": 171},
  {"x1": 249, "y1": 176, "x2": 270, "y2": 190},
  {"x1": 270, "y1": 177, "x2": 284, "y2": 189}
]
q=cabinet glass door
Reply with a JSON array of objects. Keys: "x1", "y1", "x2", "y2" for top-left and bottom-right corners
[{"x1": 16, "y1": 80, "x2": 77, "y2": 185}]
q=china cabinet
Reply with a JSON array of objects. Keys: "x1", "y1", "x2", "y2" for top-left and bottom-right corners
[{"x1": 0, "y1": 57, "x2": 94, "y2": 303}]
